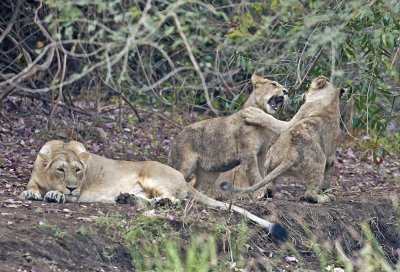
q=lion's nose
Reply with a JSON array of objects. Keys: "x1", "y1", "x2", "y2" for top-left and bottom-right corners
[
  {"x1": 66, "y1": 186, "x2": 77, "y2": 192},
  {"x1": 283, "y1": 89, "x2": 288, "y2": 95}
]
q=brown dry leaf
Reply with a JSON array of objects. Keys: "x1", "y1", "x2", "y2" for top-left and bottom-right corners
[
  {"x1": 77, "y1": 216, "x2": 98, "y2": 222},
  {"x1": 2, "y1": 198, "x2": 23, "y2": 208}
]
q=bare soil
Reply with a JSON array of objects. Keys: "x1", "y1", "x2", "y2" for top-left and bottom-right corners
[{"x1": 0, "y1": 96, "x2": 399, "y2": 271}]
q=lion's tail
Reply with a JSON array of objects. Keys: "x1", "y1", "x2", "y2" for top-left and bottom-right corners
[
  {"x1": 220, "y1": 161, "x2": 293, "y2": 194},
  {"x1": 187, "y1": 186, "x2": 288, "y2": 241}
]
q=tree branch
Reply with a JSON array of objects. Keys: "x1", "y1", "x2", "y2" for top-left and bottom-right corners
[
  {"x1": 97, "y1": 73, "x2": 144, "y2": 123},
  {"x1": 172, "y1": 13, "x2": 218, "y2": 115},
  {"x1": 0, "y1": 0, "x2": 21, "y2": 44},
  {"x1": 295, "y1": 46, "x2": 323, "y2": 91}
]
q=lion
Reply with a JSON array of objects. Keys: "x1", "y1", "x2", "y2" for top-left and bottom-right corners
[
  {"x1": 20, "y1": 140, "x2": 287, "y2": 240},
  {"x1": 221, "y1": 76, "x2": 342, "y2": 203},
  {"x1": 217, "y1": 87, "x2": 351, "y2": 191},
  {"x1": 168, "y1": 74, "x2": 288, "y2": 192}
]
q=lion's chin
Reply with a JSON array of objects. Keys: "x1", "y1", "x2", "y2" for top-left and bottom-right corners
[{"x1": 65, "y1": 195, "x2": 78, "y2": 202}]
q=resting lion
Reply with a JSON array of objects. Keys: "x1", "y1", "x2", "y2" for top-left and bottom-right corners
[
  {"x1": 221, "y1": 76, "x2": 342, "y2": 203},
  {"x1": 20, "y1": 140, "x2": 287, "y2": 240},
  {"x1": 168, "y1": 74, "x2": 288, "y2": 191}
]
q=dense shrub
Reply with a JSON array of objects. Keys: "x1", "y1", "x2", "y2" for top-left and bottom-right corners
[{"x1": 0, "y1": 0, "x2": 399, "y2": 132}]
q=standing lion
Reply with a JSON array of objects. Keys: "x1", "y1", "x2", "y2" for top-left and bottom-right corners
[
  {"x1": 168, "y1": 75, "x2": 288, "y2": 191},
  {"x1": 221, "y1": 76, "x2": 342, "y2": 203}
]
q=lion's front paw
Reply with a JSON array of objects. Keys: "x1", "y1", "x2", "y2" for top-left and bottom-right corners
[
  {"x1": 20, "y1": 190, "x2": 42, "y2": 201},
  {"x1": 44, "y1": 191, "x2": 66, "y2": 203},
  {"x1": 242, "y1": 107, "x2": 267, "y2": 126}
]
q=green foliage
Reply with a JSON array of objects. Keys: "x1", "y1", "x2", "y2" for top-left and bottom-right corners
[
  {"x1": 40, "y1": 222, "x2": 68, "y2": 238},
  {"x1": 355, "y1": 131, "x2": 400, "y2": 164},
  {"x1": 102, "y1": 245, "x2": 117, "y2": 262},
  {"x1": 302, "y1": 221, "x2": 399, "y2": 271},
  {"x1": 164, "y1": 235, "x2": 217, "y2": 272},
  {"x1": 6, "y1": 0, "x2": 393, "y2": 139},
  {"x1": 77, "y1": 225, "x2": 88, "y2": 236},
  {"x1": 303, "y1": 226, "x2": 329, "y2": 269},
  {"x1": 95, "y1": 212, "x2": 250, "y2": 271},
  {"x1": 335, "y1": 223, "x2": 398, "y2": 271}
]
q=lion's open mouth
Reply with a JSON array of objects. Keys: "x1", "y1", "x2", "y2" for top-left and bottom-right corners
[{"x1": 268, "y1": 95, "x2": 285, "y2": 111}]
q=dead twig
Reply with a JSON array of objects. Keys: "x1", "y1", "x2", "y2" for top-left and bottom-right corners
[
  {"x1": 295, "y1": 46, "x2": 323, "y2": 91},
  {"x1": 0, "y1": 0, "x2": 21, "y2": 44},
  {"x1": 48, "y1": 53, "x2": 67, "y2": 131},
  {"x1": 139, "y1": 109, "x2": 182, "y2": 129},
  {"x1": 172, "y1": 13, "x2": 219, "y2": 115},
  {"x1": 295, "y1": 26, "x2": 318, "y2": 88},
  {"x1": 14, "y1": 91, "x2": 113, "y2": 121},
  {"x1": 98, "y1": 73, "x2": 144, "y2": 123},
  {"x1": 0, "y1": 0, "x2": 56, "y2": 101}
]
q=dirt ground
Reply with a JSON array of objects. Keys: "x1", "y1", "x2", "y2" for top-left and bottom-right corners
[{"x1": 0, "y1": 96, "x2": 399, "y2": 271}]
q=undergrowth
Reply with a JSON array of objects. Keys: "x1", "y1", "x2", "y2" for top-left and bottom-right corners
[
  {"x1": 93, "y1": 204, "x2": 399, "y2": 271},
  {"x1": 95, "y1": 209, "x2": 252, "y2": 271}
]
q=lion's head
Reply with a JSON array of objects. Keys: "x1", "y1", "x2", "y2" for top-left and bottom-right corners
[
  {"x1": 303, "y1": 76, "x2": 342, "y2": 103},
  {"x1": 248, "y1": 74, "x2": 288, "y2": 114},
  {"x1": 36, "y1": 140, "x2": 90, "y2": 202}
]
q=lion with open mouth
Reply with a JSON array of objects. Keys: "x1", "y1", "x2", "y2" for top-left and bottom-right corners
[
  {"x1": 168, "y1": 74, "x2": 288, "y2": 191},
  {"x1": 221, "y1": 76, "x2": 342, "y2": 204}
]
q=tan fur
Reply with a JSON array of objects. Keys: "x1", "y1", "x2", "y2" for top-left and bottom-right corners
[
  {"x1": 218, "y1": 87, "x2": 353, "y2": 190},
  {"x1": 168, "y1": 75, "x2": 288, "y2": 192},
  {"x1": 20, "y1": 140, "x2": 287, "y2": 239},
  {"x1": 222, "y1": 76, "x2": 341, "y2": 203}
]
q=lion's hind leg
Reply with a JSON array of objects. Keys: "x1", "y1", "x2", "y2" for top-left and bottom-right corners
[
  {"x1": 139, "y1": 183, "x2": 182, "y2": 207},
  {"x1": 150, "y1": 196, "x2": 179, "y2": 207},
  {"x1": 116, "y1": 192, "x2": 153, "y2": 207},
  {"x1": 131, "y1": 167, "x2": 187, "y2": 208},
  {"x1": 302, "y1": 164, "x2": 335, "y2": 204},
  {"x1": 147, "y1": 187, "x2": 182, "y2": 207},
  {"x1": 115, "y1": 191, "x2": 178, "y2": 208}
]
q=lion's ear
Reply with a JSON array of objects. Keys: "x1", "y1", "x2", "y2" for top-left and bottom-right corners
[
  {"x1": 67, "y1": 141, "x2": 87, "y2": 154},
  {"x1": 39, "y1": 140, "x2": 64, "y2": 155},
  {"x1": 78, "y1": 152, "x2": 91, "y2": 165},
  {"x1": 38, "y1": 152, "x2": 51, "y2": 168},
  {"x1": 315, "y1": 76, "x2": 327, "y2": 89},
  {"x1": 67, "y1": 141, "x2": 90, "y2": 164},
  {"x1": 251, "y1": 74, "x2": 269, "y2": 86},
  {"x1": 38, "y1": 140, "x2": 64, "y2": 160},
  {"x1": 38, "y1": 145, "x2": 52, "y2": 157}
]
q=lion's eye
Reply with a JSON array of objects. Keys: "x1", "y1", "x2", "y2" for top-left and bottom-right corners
[
  {"x1": 76, "y1": 168, "x2": 81, "y2": 173},
  {"x1": 271, "y1": 82, "x2": 277, "y2": 87},
  {"x1": 56, "y1": 168, "x2": 64, "y2": 173}
]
